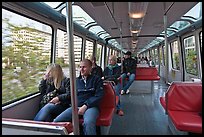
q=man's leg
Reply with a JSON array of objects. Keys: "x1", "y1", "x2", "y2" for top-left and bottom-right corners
[
  {"x1": 123, "y1": 73, "x2": 135, "y2": 93},
  {"x1": 53, "y1": 107, "x2": 72, "y2": 122},
  {"x1": 83, "y1": 107, "x2": 99, "y2": 135}
]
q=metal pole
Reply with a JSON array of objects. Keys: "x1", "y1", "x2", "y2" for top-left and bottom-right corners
[
  {"x1": 120, "y1": 22, "x2": 123, "y2": 88},
  {"x1": 65, "y1": 2, "x2": 79, "y2": 135},
  {"x1": 163, "y1": 3, "x2": 169, "y2": 84}
]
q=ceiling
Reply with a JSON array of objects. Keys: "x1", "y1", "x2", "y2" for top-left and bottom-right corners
[{"x1": 74, "y1": 2, "x2": 197, "y2": 54}]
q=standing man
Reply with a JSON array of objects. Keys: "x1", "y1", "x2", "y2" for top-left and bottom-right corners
[
  {"x1": 121, "y1": 51, "x2": 136, "y2": 94},
  {"x1": 53, "y1": 59, "x2": 104, "y2": 135}
]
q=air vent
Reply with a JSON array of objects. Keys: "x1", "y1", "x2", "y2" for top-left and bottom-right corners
[{"x1": 91, "y1": 2, "x2": 105, "y2": 7}]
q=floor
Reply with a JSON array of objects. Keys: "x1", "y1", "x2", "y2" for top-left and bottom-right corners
[{"x1": 109, "y1": 79, "x2": 173, "y2": 135}]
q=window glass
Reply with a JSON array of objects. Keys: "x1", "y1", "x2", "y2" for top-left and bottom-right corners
[
  {"x1": 2, "y1": 9, "x2": 52, "y2": 104},
  {"x1": 85, "y1": 40, "x2": 94, "y2": 59},
  {"x1": 96, "y1": 44, "x2": 103, "y2": 66},
  {"x1": 170, "y1": 41, "x2": 180, "y2": 70},
  {"x1": 56, "y1": 30, "x2": 82, "y2": 77},
  {"x1": 183, "y1": 36, "x2": 198, "y2": 75}
]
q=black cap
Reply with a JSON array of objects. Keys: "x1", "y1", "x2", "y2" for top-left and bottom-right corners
[{"x1": 124, "y1": 51, "x2": 131, "y2": 55}]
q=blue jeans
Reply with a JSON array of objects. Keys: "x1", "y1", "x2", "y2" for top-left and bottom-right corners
[
  {"x1": 34, "y1": 103, "x2": 68, "y2": 122},
  {"x1": 121, "y1": 73, "x2": 135, "y2": 92},
  {"x1": 114, "y1": 83, "x2": 122, "y2": 110},
  {"x1": 54, "y1": 107, "x2": 99, "y2": 135}
]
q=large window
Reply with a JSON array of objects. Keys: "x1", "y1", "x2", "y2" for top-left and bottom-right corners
[
  {"x1": 56, "y1": 30, "x2": 83, "y2": 77},
  {"x1": 183, "y1": 36, "x2": 198, "y2": 76},
  {"x1": 96, "y1": 44, "x2": 103, "y2": 66},
  {"x1": 2, "y1": 9, "x2": 52, "y2": 105},
  {"x1": 85, "y1": 39, "x2": 94, "y2": 59},
  {"x1": 170, "y1": 41, "x2": 180, "y2": 70}
]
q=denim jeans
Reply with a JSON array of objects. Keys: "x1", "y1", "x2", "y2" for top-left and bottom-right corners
[
  {"x1": 114, "y1": 83, "x2": 122, "y2": 110},
  {"x1": 121, "y1": 73, "x2": 135, "y2": 92},
  {"x1": 53, "y1": 107, "x2": 99, "y2": 135},
  {"x1": 34, "y1": 103, "x2": 67, "y2": 122}
]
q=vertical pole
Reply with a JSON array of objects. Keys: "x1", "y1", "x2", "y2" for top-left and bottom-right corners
[
  {"x1": 65, "y1": 2, "x2": 79, "y2": 135},
  {"x1": 163, "y1": 3, "x2": 169, "y2": 84},
  {"x1": 120, "y1": 22, "x2": 123, "y2": 89}
]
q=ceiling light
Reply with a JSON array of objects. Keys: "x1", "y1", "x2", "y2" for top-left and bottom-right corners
[
  {"x1": 129, "y1": 13, "x2": 145, "y2": 19},
  {"x1": 131, "y1": 30, "x2": 139, "y2": 33}
]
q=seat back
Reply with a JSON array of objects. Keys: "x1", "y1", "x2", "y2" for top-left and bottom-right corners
[
  {"x1": 166, "y1": 82, "x2": 202, "y2": 112},
  {"x1": 99, "y1": 82, "x2": 116, "y2": 108}
]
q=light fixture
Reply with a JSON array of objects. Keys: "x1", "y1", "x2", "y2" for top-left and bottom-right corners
[
  {"x1": 131, "y1": 30, "x2": 139, "y2": 33},
  {"x1": 129, "y1": 13, "x2": 145, "y2": 19}
]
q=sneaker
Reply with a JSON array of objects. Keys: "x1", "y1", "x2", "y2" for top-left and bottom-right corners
[
  {"x1": 117, "y1": 110, "x2": 124, "y2": 116},
  {"x1": 121, "y1": 90, "x2": 125, "y2": 95},
  {"x1": 126, "y1": 89, "x2": 130, "y2": 94}
]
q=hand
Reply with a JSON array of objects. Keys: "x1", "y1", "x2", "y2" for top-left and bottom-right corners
[
  {"x1": 49, "y1": 97, "x2": 61, "y2": 105},
  {"x1": 43, "y1": 74, "x2": 48, "y2": 80},
  {"x1": 78, "y1": 104, "x2": 87, "y2": 115},
  {"x1": 127, "y1": 72, "x2": 130, "y2": 76}
]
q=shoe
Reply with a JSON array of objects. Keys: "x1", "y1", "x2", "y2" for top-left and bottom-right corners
[
  {"x1": 121, "y1": 90, "x2": 125, "y2": 95},
  {"x1": 126, "y1": 89, "x2": 130, "y2": 94},
  {"x1": 117, "y1": 110, "x2": 124, "y2": 116}
]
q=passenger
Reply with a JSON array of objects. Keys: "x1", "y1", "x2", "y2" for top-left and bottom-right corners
[
  {"x1": 102, "y1": 55, "x2": 124, "y2": 116},
  {"x1": 140, "y1": 56, "x2": 147, "y2": 64},
  {"x1": 34, "y1": 64, "x2": 71, "y2": 122},
  {"x1": 148, "y1": 56, "x2": 155, "y2": 67},
  {"x1": 121, "y1": 51, "x2": 136, "y2": 94},
  {"x1": 90, "y1": 56, "x2": 103, "y2": 77},
  {"x1": 53, "y1": 59, "x2": 104, "y2": 135}
]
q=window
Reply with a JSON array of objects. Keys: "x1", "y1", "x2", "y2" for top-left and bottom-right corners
[
  {"x1": 183, "y1": 36, "x2": 198, "y2": 76},
  {"x1": 2, "y1": 9, "x2": 52, "y2": 105},
  {"x1": 170, "y1": 41, "x2": 180, "y2": 70},
  {"x1": 56, "y1": 30, "x2": 83, "y2": 77},
  {"x1": 96, "y1": 44, "x2": 103, "y2": 66},
  {"x1": 85, "y1": 39, "x2": 94, "y2": 59}
]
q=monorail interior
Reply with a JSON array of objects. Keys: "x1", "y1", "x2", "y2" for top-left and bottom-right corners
[{"x1": 2, "y1": 2, "x2": 202, "y2": 135}]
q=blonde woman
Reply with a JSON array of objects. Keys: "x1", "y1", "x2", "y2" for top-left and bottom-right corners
[{"x1": 34, "y1": 64, "x2": 71, "y2": 122}]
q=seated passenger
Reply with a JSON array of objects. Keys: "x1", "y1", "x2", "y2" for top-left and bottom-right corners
[
  {"x1": 121, "y1": 51, "x2": 136, "y2": 94},
  {"x1": 90, "y1": 56, "x2": 103, "y2": 77},
  {"x1": 102, "y1": 55, "x2": 124, "y2": 116},
  {"x1": 148, "y1": 56, "x2": 155, "y2": 67},
  {"x1": 53, "y1": 59, "x2": 104, "y2": 135},
  {"x1": 34, "y1": 64, "x2": 71, "y2": 122}
]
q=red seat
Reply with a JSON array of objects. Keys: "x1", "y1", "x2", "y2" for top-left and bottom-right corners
[
  {"x1": 135, "y1": 67, "x2": 160, "y2": 80},
  {"x1": 159, "y1": 82, "x2": 202, "y2": 134},
  {"x1": 96, "y1": 82, "x2": 116, "y2": 126},
  {"x1": 79, "y1": 82, "x2": 116, "y2": 127}
]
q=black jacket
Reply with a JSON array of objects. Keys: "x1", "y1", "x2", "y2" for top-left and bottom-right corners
[
  {"x1": 122, "y1": 57, "x2": 136, "y2": 74},
  {"x1": 91, "y1": 64, "x2": 103, "y2": 78},
  {"x1": 103, "y1": 64, "x2": 121, "y2": 85},
  {"x1": 39, "y1": 77, "x2": 71, "y2": 106}
]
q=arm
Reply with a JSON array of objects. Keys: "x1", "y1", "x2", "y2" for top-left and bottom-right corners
[
  {"x1": 38, "y1": 79, "x2": 47, "y2": 95},
  {"x1": 57, "y1": 77, "x2": 71, "y2": 104}
]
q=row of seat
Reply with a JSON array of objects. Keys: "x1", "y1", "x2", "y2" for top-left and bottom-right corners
[
  {"x1": 160, "y1": 82, "x2": 202, "y2": 134},
  {"x1": 135, "y1": 67, "x2": 160, "y2": 80}
]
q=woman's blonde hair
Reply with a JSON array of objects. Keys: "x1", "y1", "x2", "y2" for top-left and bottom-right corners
[{"x1": 48, "y1": 64, "x2": 64, "y2": 89}]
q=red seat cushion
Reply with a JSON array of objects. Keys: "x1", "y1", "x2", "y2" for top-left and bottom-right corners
[
  {"x1": 96, "y1": 108, "x2": 115, "y2": 126},
  {"x1": 168, "y1": 111, "x2": 202, "y2": 134}
]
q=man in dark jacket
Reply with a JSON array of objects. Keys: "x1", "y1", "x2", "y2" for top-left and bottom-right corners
[
  {"x1": 90, "y1": 56, "x2": 103, "y2": 78},
  {"x1": 53, "y1": 59, "x2": 104, "y2": 135},
  {"x1": 121, "y1": 51, "x2": 136, "y2": 94}
]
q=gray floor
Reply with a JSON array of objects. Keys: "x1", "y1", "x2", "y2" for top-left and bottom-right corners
[{"x1": 109, "y1": 79, "x2": 173, "y2": 135}]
